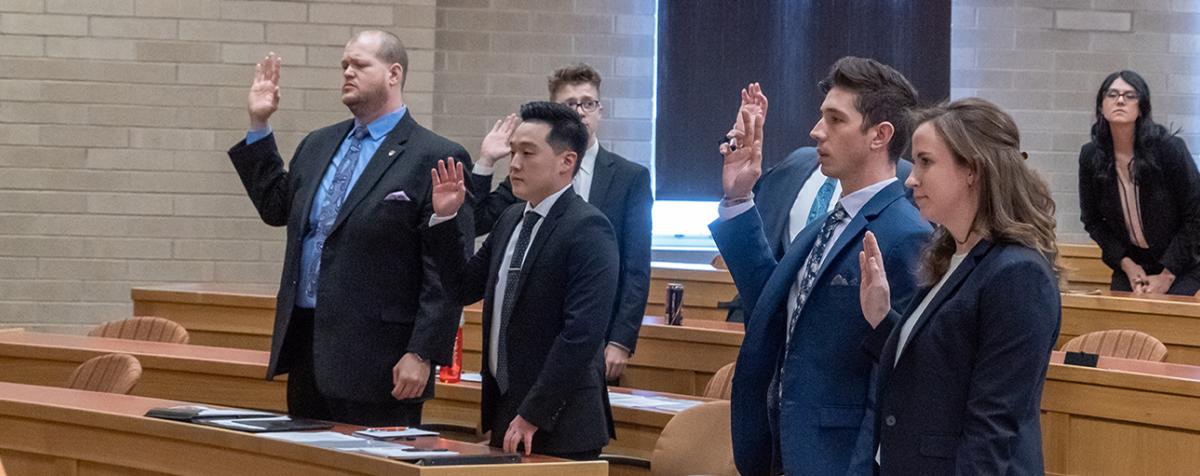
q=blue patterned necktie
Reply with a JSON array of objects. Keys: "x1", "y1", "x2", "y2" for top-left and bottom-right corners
[
  {"x1": 806, "y1": 177, "x2": 838, "y2": 225},
  {"x1": 495, "y1": 211, "x2": 542, "y2": 394},
  {"x1": 300, "y1": 126, "x2": 370, "y2": 304},
  {"x1": 787, "y1": 203, "x2": 849, "y2": 347}
]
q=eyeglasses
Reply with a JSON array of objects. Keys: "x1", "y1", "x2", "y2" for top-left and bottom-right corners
[
  {"x1": 563, "y1": 99, "x2": 602, "y2": 113},
  {"x1": 1105, "y1": 89, "x2": 1140, "y2": 102}
]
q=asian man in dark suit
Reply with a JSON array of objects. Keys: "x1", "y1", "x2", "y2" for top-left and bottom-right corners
[
  {"x1": 426, "y1": 101, "x2": 618, "y2": 460},
  {"x1": 710, "y1": 61, "x2": 931, "y2": 476},
  {"x1": 227, "y1": 31, "x2": 471, "y2": 426},
  {"x1": 468, "y1": 64, "x2": 651, "y2": 383}
]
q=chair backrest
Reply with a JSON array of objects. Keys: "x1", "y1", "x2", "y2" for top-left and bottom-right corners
[
  {"x1": 88, "y1": 316, "x2": 190, "y2": 344},
  {"x1": 703, "y1": 362, "x2": 736, "y2": 400},
  {"x1": 652, "y1": 400, "x2": 737, "y2": 476},
  {"x1": 1062, "y1": 329, "x2": 1168, "y2": 362},
  {"x1": 66, "y1": 353, "x2": 143, "y2": 394}
]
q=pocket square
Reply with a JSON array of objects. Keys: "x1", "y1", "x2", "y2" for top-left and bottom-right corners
[
  {"x1": 830, "y1": 274, "x2": 858, "y2": 286},
  {"x1": 384, "y1": 191, "x2": 411, "y2": 202}
]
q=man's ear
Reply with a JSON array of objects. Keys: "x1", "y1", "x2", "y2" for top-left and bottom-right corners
[
  {"x1": 561, "y1": 151, "x2": 578, "y2": 176},
  {"x1": 871, "y1": 121, "x2": 896, "y2": 153},
  {"x1": 389, "y1": 63, "x2": 404, "y2": 88}
]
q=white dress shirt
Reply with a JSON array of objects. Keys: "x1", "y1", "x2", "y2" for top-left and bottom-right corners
[{"x1": 488, "y1": 183, "x2": 573, "y2": 376}]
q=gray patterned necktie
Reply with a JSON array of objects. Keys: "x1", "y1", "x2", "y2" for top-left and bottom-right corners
[
  {"x1": 786, "y1": 203, "x2": 849, "y2": 347},
  {"x1": 300, "y1": 126, "x2": 369, "y2": 303},
  {"x1": 495, "y1": 211, "x2": 542, "y2": 394}
]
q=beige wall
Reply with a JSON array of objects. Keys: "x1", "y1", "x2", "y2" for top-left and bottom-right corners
[{"x1": 0, "y1": 0, "x2": 1196, "y2": 330}]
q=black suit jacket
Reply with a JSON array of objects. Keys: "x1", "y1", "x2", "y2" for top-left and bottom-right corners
[
  {"x1": 1078, "y1": 136, "x2": 1200, "y2": 278},
  {"x1": 859, "y1": 241, "x2": 1061, "y2": 475},
  {"x1": 228, "y1": 113, "x2": 472, "y2": 403},
  {"x1": 469, "y1": 146, "x2": 651, "y2": 353},
  {"x1": 428, "y1": 188, "x2": 618, "y2": 454}
]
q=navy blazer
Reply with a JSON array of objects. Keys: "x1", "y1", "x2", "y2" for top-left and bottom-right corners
[
  {"x1": 756, "y1": 147, "x2": 914, "y2": 260},
  {"x1": 228, "y1": 114, "x2": 472, "y2": 403},
  {"x1": 860, "y1": 240, "x2": 1061, "y2": 475},
  {"x1": 469, "y1": 146, "x2": 652, "y2": 353},
  {"x1": 427, "y1": 188, "x2": 618, "y2": 454},
  {"x1": 711, "y1": 180, "x2": 931, "y2": 476}
]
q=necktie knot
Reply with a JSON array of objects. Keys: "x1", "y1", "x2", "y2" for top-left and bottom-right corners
[
  {"x1": 828, "y1": 203, "x2": 848, "y2": 224},
  {"x1": 522, "y1": 211, "x2": 542, "y2": 228},
  {"x1": 351, "y1": 126, "x2": 369, "y2": 141}
]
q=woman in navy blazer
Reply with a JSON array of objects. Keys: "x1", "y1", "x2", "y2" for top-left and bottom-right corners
[{"x1": 856, "y1": 98, "x2": 1062, "y2": 475}]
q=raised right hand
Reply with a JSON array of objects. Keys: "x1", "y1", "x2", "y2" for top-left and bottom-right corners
[
  {"x1": 248, "y1": 52, "x2": 281, "y2": 130},
  {"x1": 431, "y1": 157, "x2": 466, "y2": 217},
  {"x1": 720, "y1": 83, "x2": 767, "y2": 199},
  {"x1": 859, "y1": 231, "x2": 891, "y2": 328},
  {"x1": 478, "y1": 114, "x2": 518, "y2": 168}
]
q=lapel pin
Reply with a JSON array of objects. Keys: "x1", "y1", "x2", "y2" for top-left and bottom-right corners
[{"x1": 387, "y1": 149, "x2": 397, "y2": 157}]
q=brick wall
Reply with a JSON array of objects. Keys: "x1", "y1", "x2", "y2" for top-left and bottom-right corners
[
  {"x1": 0, "y1": 0, "x2": 654, "y2": 332},
  {"x1": 951, "y1": 0, "x2": 1200, "y2": 243},
  {"x1": 1, "y1": 0, "x2": 1192, "y2": 331}
]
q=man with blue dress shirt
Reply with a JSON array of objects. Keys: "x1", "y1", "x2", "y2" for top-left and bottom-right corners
[{"x1": 227, "y1": 30, "x2": 472, "y2": 426}]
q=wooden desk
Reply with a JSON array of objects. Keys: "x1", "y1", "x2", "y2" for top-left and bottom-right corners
[
  {"x1": 1042, "y1": 351, "x2": 1200, "y2": 476},
  {"x1": 648, "y1": 261, "x2": 736, "y2": 322},
  {"x1": 0, "y1": 330, "x2": 704, "y2": 460},
  {"x1": 132, "y1": 283, "x2": 276, "y2": 350},
  {"x1": 0, "y1": 381, "x2": 602, "y2": 476},
  {"x1": 134, "y1": 283, "x2": 745, "y2": 396},
  {"x1": 1059, "y1": 243, "x2": 1109, "y2": 290},
  {"x1": 1060, "y1": 290, "x2": 1200, "y2": 365}
]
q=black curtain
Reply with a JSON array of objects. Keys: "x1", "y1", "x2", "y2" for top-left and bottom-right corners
[{"x1": 655, "y1": 1, "x2": 951, "y2": 200}]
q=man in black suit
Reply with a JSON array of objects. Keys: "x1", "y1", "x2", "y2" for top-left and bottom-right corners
[
  {"x1": 426, "y1": 101, "x2": 618, "y2": 459},
  {"x1": 469, "y1": 64, "x2": 651, "y2": 382},
  {"x1": 227, "y1": 30, "x2": 471, "y2": 426}
]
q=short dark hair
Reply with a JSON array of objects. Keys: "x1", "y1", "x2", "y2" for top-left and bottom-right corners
[
  {"x1": 519, "y1": 101, "x2": 589, "y2": 176},
  {"x1": 548, "y1": 63, "x2": 602, "y2": 98},
  {"x1": 352, "y1": 30, "x2": 409, "y2": 89},
  {"x1": 818, "y1": 56, "x2": 919, "y2": 161}
]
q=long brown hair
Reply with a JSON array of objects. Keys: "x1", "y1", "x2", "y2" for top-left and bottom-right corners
[{"x1": 911, "y1": 98, "x2": 1063, "y2": 285}]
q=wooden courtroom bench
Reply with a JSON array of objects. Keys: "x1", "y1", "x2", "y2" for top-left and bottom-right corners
[
  {"x1": 0, "y1": 381, "x2": 602, "y2": 476},
  {"x1": 1059, "y1": 242, "x2": 1111, "y2": 290},
  {"x1": 1042, "y1": 351, "x2": 1200, "y2": 476},
  {"x1": 0, "y1": 329, "x2": 709, "y2": 461},
  {"x1": 1061, "y1": 290, "x2": 1200, "y2": 366}
]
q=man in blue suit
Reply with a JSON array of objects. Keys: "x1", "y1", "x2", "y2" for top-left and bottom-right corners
[
  {"x1": 710, "y1": 59, "x2": 932, "y2": 475},
  {"x1": 724, "y1": 147, "x2": 912, "y2": 322}
]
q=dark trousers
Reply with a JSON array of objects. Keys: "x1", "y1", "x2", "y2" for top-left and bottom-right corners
[{"x1": 284, "y1": 307, "x2": 423, "y2": 427}]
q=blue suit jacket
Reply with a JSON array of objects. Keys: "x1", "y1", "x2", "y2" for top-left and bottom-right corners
[
  {"x1": 859, "y1": 240, "x2": 1061, "y2": 475},
  {"x1": 756, "y1": 147, "x2": 914, "y2": 260},
  {"x1": 711, "y1": 180, "x2": 931, "y2": 476}
]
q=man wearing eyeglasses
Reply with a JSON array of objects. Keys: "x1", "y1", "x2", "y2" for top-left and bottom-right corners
[{"x1": 470, "y1": 64, "x2": 653, "y2": 385}]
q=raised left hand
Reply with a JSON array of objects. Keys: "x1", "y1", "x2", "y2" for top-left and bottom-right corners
[{"x1": 504, "y1": 415, "x2": 538, "y2": 455}]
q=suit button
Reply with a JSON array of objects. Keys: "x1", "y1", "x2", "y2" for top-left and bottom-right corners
[{"x1": 885, "y1": 415, "x2": 896, "y2": 427}]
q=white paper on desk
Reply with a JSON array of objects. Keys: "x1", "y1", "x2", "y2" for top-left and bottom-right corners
[
  {"x1": 353, "y1": 427, "x2": 439, "y2": 438},
  {"x1": 258, "y1": 431, "x2": 363, "y2": 443},
  {"x1": 460, "y1": 372, "x2": 483, "y2": 383},
  {"x1": 607, "y1": 395, "x2": 669, "y2": 408},
  {"x1": 194, "y1": 407, "x2": 277, "y2": 418},
  {"x1": 651, "y1": 401, "x2": 704, "y2": 412},
  {"x1": 360, "y1": 447, "x2": 460, "y2": 459}
]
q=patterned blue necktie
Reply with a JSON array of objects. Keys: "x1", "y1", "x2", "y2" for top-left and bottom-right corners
[
  {"x1": 806, "y1": 177, "x2": 838, "y2": 225},
  {"x1": 300, "y1": 126, "x2": 370, "y2": 304},
  {"x1": 787, "y1": 203, "x2": 849, "y2": 347},
  {"x1": 496, "y1": 211, "x2": 542, "y2": 394}
]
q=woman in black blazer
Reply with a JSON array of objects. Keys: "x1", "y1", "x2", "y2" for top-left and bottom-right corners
[
  {"x1": 1078, "y1": 70, "x2": 1200, "y2": 295},
  {"x1": 856, "y1": 98, "x2": 1061, "y2": 475}
]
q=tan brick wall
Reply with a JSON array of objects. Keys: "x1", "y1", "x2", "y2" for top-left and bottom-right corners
[
  {"x1": 952, "y1": 0, "x2": 1200, "y2": 243},
  {"x1": 0, "y1": 0, "x2": 654, "y2": 332}
]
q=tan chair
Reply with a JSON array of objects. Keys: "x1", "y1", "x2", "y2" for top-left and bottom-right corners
[
  {"x1": 66, "y1": 353, "x2": 143, "y2": 394},
  {"x1": 89, "y1": 316, "x2": 190, "y2": 344},
  {"x1": 1062, "y1": 329, "x2": 1168, "y2": 362},
  {"x1": 651, "y1": 400, "x2": 737, "y2": 476},
  {"x1": 711, "y1": 254, "x2": 727, "y2": 270},
  {"x1": 703, "y1": 362, "x2": 736, "y2": 400}
]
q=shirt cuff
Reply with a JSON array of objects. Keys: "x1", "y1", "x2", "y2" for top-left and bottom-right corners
[
  {"x1": 429, "y1": 213, "x2": 457, "y2": 227},
  {"x1": 717, "y1": 197, "x2": 755, "y2": 221},
  {"x1": 472, "y1": 162, "x2": 495, "y2": 175},
  {"x1": 246, "y1": 127, "x2": 272, "y2": 145},
  {"x1": 607, "y1": 341, "x2": 632, "y2": 354}
]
